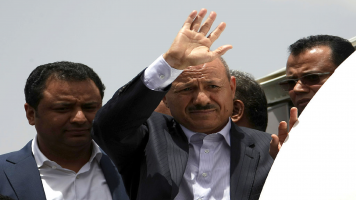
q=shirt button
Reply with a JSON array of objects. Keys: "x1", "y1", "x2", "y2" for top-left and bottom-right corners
[
  {"x1": 159, "y1": 75, "x2": 165, "y2": 79},
  {"x1": 202, "y1": 173, "x2": 207, "y2": 177},
  {"x1": 204, "y1": 149, "x2": 210, "y2": 153},
  {"x1": 76, "y1": 175, "x2": 80, "y2": 179}
]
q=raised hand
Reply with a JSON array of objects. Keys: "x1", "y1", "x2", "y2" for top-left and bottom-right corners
[
  {"x1": 163, "y1": 8, "x2": 232, "y2": 70},
  {"x1": 270, "y1": 107, "x2": 298, "y2": 159}
]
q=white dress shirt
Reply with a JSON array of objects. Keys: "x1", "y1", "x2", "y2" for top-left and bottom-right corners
[
  {"x1": 32, "y1": 136, "x2": 112, "y2": 200},
  {"x1": 144, "y1": 55, "x2": 231, "y2": 200}
]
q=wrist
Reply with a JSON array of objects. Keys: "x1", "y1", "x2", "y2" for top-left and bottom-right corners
[{"x1": 163, "y1": 52, "x2": 186, "y2": 70}]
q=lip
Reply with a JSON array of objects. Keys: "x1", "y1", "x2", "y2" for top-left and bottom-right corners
[
  {"x1": 296, "y1": 98, "x2": 310, "y2": 107},
  {"x1": 65, "y1": 129, "x2": 90, "y2": 135},
  {"x1": 189, "y1": 109, "x2": 216, "y2": 114}
]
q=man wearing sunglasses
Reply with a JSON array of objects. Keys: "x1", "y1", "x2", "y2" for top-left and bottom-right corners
[
  {"x1": 270, "y1": 35, "x2": 355, "y2": 159},
  {"x1": 282, "y1": 35, "x2": 354, "y2": 114}
]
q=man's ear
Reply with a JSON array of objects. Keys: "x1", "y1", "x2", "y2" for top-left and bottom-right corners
[
  {"x1": 24, "y1": 103, "x2": 36, "y2": 125},
  {"x1": 231, "y1": 99, "x2": 244, "y2": 123},
  {"x1": 162, "y1": 96, "x2": 169, "y2": 108}
]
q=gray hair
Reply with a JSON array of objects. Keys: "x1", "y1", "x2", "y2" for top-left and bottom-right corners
[{"x1": 219, "y1": 56, "x2": 231, "y2": 80}]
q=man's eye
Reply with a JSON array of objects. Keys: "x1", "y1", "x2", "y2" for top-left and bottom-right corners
[
  {"x1": 54, "y1": 107, "x2": 69, "y2": 111},
  {"x1": 182, "y1": 88, "x2": 191, "y2": 91},
  {"x1": 83, "y1": 106, "x2": 97, "y2": 110},
  {"x1": 209, "y1": 85, "x2": 219, "y2": 88},
  {"x1": 304, "y1": 74, "x2": 319, "y2": 81}
]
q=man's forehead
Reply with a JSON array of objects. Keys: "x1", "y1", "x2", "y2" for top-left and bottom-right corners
[
  {"x1": 43, "y1": 78, "x2": 100, "y2": 98},
  {"x1": 286, "y1": 46, "x2": 335, "y2": 74},
  {"x1": 175, "y1": 59, "x2": 225, "y2": 81},
  {"x1": 45, "y1": 76, "x2": 92, "y2": 88}
]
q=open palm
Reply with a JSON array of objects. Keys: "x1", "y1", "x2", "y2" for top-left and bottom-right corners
[{"x1": 164, "y1": 9, "x2": 232, "y2": 70}]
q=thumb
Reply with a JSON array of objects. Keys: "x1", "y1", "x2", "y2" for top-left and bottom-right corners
[{"x1": 211, "y1": 45, "x2": 233, "y2": 58}]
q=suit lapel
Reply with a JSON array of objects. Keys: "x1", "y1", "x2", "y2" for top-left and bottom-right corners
[
  {"x1": 230, "y1": 124, "x2": 260, "y2": 200},
  {"x1": 165, "y1": 119, "x2": 189, "y2": 199},
  {"x1": 100, "y1": 154, "x2": 120, "y2": 198},
  {"x1": 4, "y1": 141, "x2": 46, "y2": 200}
]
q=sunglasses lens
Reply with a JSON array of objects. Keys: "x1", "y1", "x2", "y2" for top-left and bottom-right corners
[
  {"x1": 301, "y1": 74, "x2": 320, "y2": 85},
  {"x1": 279, "y1": 80, "x2": 295, "y2": 91}
]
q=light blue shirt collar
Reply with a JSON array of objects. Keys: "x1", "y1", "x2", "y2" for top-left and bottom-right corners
[{"x1": 180, "y1": 118, "x2": 232, "y2": 146}]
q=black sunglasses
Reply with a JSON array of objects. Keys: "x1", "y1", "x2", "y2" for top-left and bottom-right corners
[{"x1": 279, "y1": 72, "x2": 331, "y2": 91}]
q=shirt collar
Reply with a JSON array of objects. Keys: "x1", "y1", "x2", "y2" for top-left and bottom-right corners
[
  {"x1": 31, "y1": 135, "x2": 102, "y2": 168},
  {"x1": 179, "y1": 118, "x2": 231, "y2": 146}
]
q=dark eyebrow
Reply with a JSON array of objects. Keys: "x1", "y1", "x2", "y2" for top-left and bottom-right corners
[
  {"x1": 82, "y1": 102, "x2": 101, "y2": 106},
  {"x1": 286, "y1": 71, "x2": 323, "y2": 79},
  {"x1": 176, "y1": 82, "x2": 194, "y2": 88},
  {"x1": 53, "y1": 101, "x2": 100, "y2": 106},
  {"x1": 53, "y1": 102, "x2": 73, "y2": 106},
  {"x1": 202, "y1": 79, "x2": 221, "y2": 85}
]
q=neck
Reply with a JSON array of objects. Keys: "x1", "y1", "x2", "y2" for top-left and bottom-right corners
[
  {"x1": 37, "y1": 139, "x2": 93, "y2": 173},
  {"x1": 235, "y1": 116, "x2": 254, "y2": 130}
]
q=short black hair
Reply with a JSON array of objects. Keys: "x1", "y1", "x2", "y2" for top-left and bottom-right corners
[
  {"x1": 289, "y1": 35, "x2": 355, "y2": 66},
  {"x1": 25, "y1": 61, "x2": 105, "y2": 109},
  {"x1": 230, "y1": 70, "x2": 268, "y2": 132}
]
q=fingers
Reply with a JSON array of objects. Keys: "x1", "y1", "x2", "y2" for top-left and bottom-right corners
[
  {"x1": 207, "y1": 22, "x2": 227, "y2": 44},
  {"x1": 270, "y1": 134, "x2": 280, "y2": 159},
  {"x1": 289, "y1": 107, "x2": 298, "y2": 132},
  {"x1": 190, "y1": 9, "x2": 208, "y2": 32},
  {"x1": 199, "y1": 11, "x2": 217, "y2": 35},
  {"x1": 211, "y1": 45, "x2": 233, "y2": 58},
  {"x1": 278, "y1": 121, "x2": 288, "y2": 145},
  {"x1": 183, "y1": 10, "x2": 198, "y2": 29}
]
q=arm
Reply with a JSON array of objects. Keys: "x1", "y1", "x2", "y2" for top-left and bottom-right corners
[
  {"x1": 269, "y1": 107, "x2": 298, "y2": 159},
  {"x1": 92, "y1": 8, "x2": 232, "y2": 167}
]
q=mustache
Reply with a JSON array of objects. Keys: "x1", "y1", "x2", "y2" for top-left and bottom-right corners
[{"x1": 188, "y1": 104, "x2": 217, "y2": 112}]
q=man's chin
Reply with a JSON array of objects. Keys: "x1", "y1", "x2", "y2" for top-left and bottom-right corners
[{"x1": 65, "y1": 137, "x2": 92, "y2": 148}]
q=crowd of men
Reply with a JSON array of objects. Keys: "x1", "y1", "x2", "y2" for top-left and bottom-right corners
[{"x1": 0, "y1": 8, "x2": 354, "y2": 200}]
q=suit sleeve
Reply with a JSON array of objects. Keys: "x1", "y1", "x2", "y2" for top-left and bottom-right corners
[{"x1": 92, "y1": 71, "x2": 169, "y2": 171}]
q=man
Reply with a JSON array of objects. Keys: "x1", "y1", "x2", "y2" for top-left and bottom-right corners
[
  {"x1": 0, "y1": 62, "x2": 128, "y2": 200},
  {"x1": 270, "y1": 35, "x2": 355, "y2": 158},
  {"x1": 230, "y1": 69, "x2": 268, "y2": 132},
  {"x1": 281, "y1": 35, "x2": 355, "y2": 114},
  {"x1": 92, "y1": 9, "x2": 273, "y2": 200}
]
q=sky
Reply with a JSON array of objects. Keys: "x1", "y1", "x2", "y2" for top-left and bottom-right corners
[{"x1": 1, "y1": 0, "x2": 355, "y2": 153}]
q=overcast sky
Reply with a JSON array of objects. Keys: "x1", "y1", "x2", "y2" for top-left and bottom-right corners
[{"x1": 1, "y1": 0, "x2": 355, "y2": 153}]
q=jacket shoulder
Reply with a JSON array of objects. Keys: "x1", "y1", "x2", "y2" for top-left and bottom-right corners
[
  {"x1": 238, "y1": 126, "x2": 272, "y2": 142},
  {"x1": 0, "y1": 141, "x2": 33, "y2": 167}
]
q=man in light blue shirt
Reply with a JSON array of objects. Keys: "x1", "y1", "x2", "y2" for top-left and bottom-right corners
[{"x1": 93, "y1": 9, "x2": 274, "y2": 200}]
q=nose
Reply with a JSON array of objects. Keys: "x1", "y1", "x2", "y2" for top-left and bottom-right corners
[
  {"x1": 193, "y1": 91, "x2": 211, "y2": 106},
  {"x1": 71, "y1": 109, "x2": 87, "y2": 124},
  {"x1": 292, "y1": 80, "x2": 309, "y2": 93}
]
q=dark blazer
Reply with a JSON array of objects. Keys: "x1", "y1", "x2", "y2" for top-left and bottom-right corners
[
  {"x1": 0, "y1": 141, "x2": 129, "y2": 200},
  {"x1": 92, "y1": 72, "x2": 274, "y2": 200}
]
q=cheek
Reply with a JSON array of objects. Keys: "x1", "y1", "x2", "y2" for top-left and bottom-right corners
[
  {"x1": 84, "y1": 114, "x2": 96, "y2": 124},
  {"x1": 310, "y1": 85, "x2": 322, "y2": 94},
  {"x1": 289, "y1": 91, "x2": 297, "y2": 102}
]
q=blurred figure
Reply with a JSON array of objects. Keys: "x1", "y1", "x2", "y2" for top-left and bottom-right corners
[
  {"x1": 154, "y1": 100, "x2": 171, "y2": 116},
  {"x1": 230, "y1": 69, "x2": 268, "y2": 131},
  {"x1": 0, "y1": 194, "x2": 14, "y2": 200},
  {"x1": 0, "y1": 62, "x2": 128, "y2": 200}
]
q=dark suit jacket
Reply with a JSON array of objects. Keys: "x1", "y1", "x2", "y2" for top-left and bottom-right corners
[
  {"x1": 92, "y1": 72, "x2": 274, "y2": 200},
  {"x1": 0, "y1": 140, "x2": 129, "y2": 200}
]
